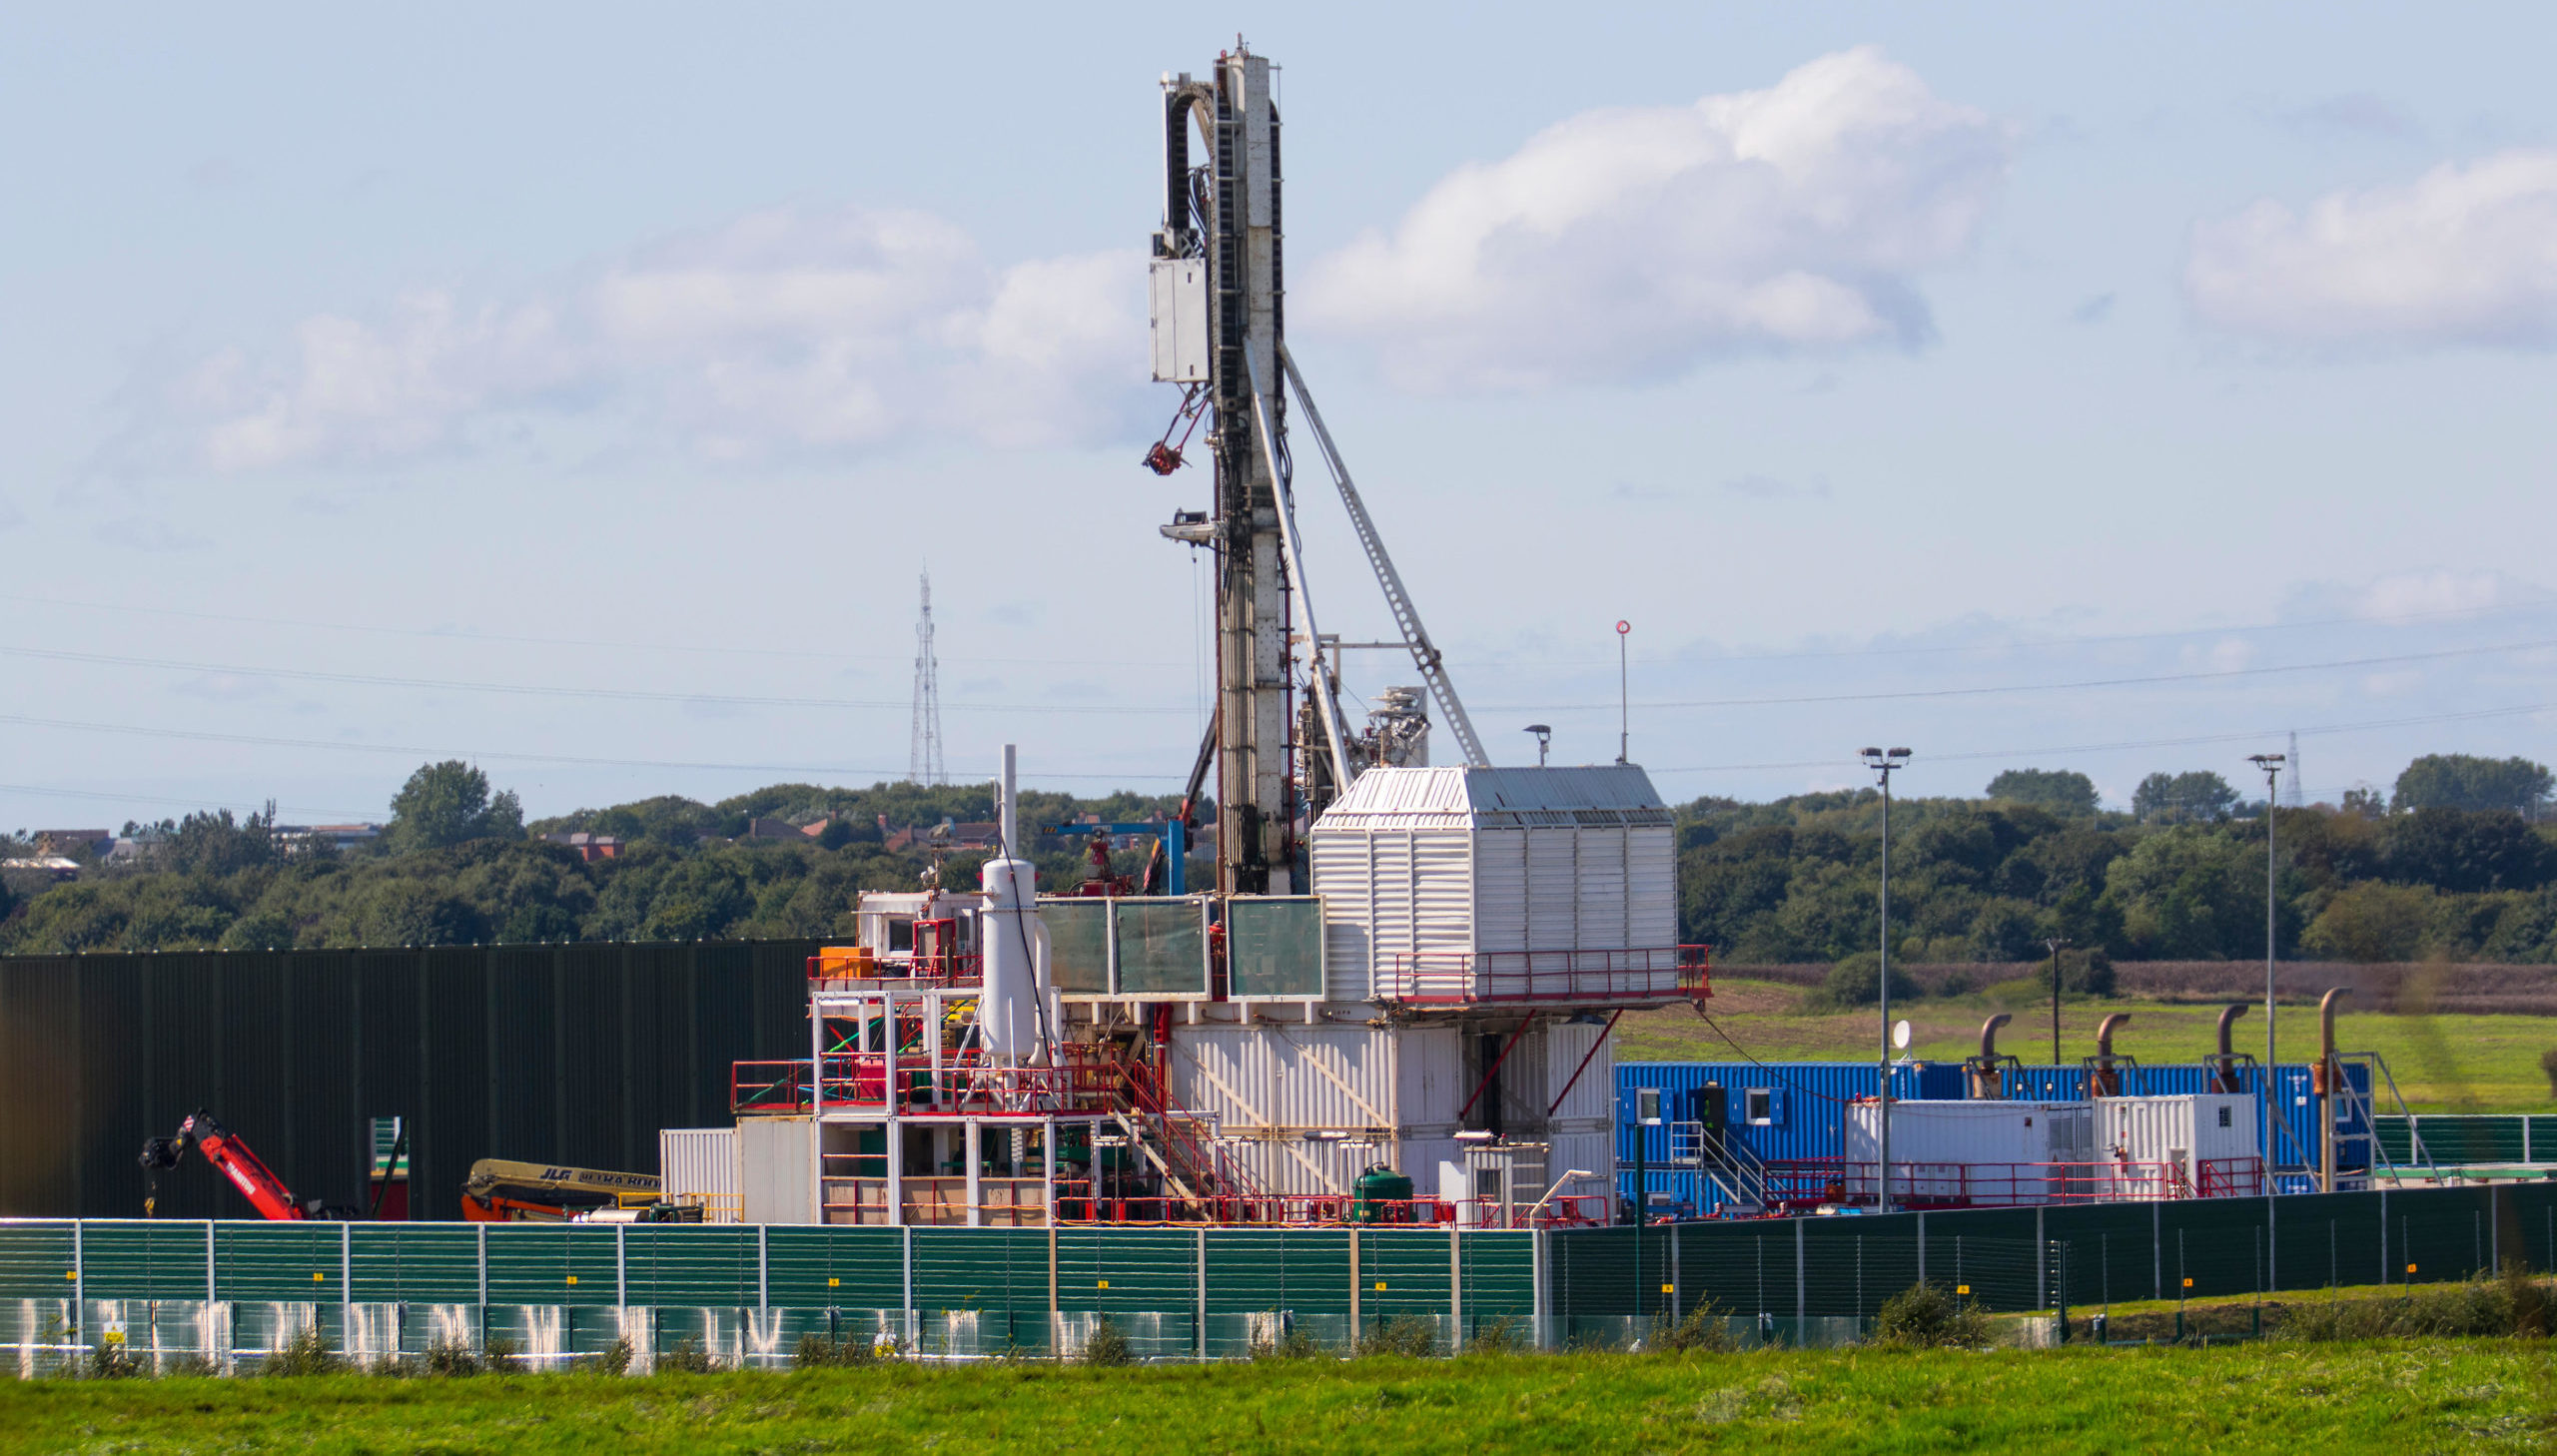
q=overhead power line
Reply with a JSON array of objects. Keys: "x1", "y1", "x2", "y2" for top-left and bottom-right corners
[
  {"x1": 1645, "y1": 700, "x2": 2557, "y2": 776},
  {"x1": 0, "y1": 714, "x2": 1185, "y2": 782},
  {"x1": 1477, "y1": 637, "x2": 2557, "y2": 714}
]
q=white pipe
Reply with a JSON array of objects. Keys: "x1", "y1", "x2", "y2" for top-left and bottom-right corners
[{"x1": 1001, "y1": 744, "x2": 1019, "y2": 854}]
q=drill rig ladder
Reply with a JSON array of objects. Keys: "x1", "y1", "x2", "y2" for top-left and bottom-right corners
[{"x1": 1279, "y1": 344, "x2": 1490, "y2": 768}]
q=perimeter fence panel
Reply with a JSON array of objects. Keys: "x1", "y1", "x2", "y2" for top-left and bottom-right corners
[
  {"x1": 1056, "y1": 1225, "x2": 1196, "y2": 1359},
  {"x1": 2268, "y1": 1191, "x2": 2386, "y2": 1293},
  {"x1": 910, "y1": 1228, "x2": 1051, "y2": 1358},
  {"x1": 1204, "y1": 1228, "x2": 1353, "y2": 1356},
  {"x1": 2045, "y1": 1202, "x2": 2162, "y2": 1308},
  {"x1": 347, "y1": 1223, "x2": 478, "y2": 1304},
  {"x1": 1457, "y1": 1230, "x2": 1536, "y2": 1341}
]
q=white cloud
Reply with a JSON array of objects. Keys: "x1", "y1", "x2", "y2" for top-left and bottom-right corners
[
  {"x1": 176, "y1": 207, "x2": 1148, "y2": 470},
  {"x1": 2353, "y1": 569, "x2": 2513, "y2": 621},
  {"x1": 2185, "y1": 150, "x2": 2557, "y2": 347},
  {"x1": 1300, "y1": 47, "x2": 2011, "y2": 390}
]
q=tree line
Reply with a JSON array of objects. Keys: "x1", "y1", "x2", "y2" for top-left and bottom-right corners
[
  {"x1": 1681, "y1": 754, "x2": 2557, "y2": 965},
  {"x1": 2, "y1": 753, "x2": 2551, "y2": 963}
]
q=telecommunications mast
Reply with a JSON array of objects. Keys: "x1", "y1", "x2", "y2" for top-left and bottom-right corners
[{"x1": 909, "y1": 571, "x2": 945, "y2": 786}]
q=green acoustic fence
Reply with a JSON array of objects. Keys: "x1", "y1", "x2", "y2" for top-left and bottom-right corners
[
  {"x1": 0, "y1": 1221, "x2": 1534, "y2": 1373},
  {"x1": 1548, "y1": 1182, "x2": 2557, "y2": 1345},
  {"x1": 2375, "y1": 1115, "x2": 2557, "y2": 1168}
]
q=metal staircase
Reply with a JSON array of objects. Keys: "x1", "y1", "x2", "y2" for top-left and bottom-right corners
[{"x1": 1671, "y1": 1119, "x2": 1771, "y2": 1211}]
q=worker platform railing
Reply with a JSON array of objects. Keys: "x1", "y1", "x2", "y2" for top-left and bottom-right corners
[
  {"x1": 1762, "y1": 1156, "x2": 2266, "y2": 1211},
  {"x1": 1374, "y1": 947, "x2": 1710, "y2": 1007},
  {"x1": 732, "y1": 1046, "x2": 1143, "y2": 1118},
  {"x1": 805, "y1": 953, "x2": 984, "y2": 990}
]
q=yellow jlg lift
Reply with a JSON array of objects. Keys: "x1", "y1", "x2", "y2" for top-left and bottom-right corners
[{"x1": 458, "y1": 1159, "x2": 700, "y2": 1223}]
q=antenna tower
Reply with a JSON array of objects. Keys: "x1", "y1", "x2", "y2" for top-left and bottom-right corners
[{"x1": 909, "y1": 571, "x2": 945, "y2": 786}]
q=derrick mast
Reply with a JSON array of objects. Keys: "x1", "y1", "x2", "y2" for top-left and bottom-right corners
[{"x1": 1157, "y1": 49, "x2": 1292, "y2": 894}]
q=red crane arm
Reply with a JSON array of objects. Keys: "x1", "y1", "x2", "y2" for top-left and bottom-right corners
[{"x1": 182, "y1": 1112, "x2": 309, "y2": 1221}]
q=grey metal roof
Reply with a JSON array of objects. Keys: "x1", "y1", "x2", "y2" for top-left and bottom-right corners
[{"x1": 1313, "y1": 765, "x2": 1674, "y2": 831}]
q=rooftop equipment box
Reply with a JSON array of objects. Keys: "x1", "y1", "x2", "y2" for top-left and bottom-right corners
[
  {"x1": 1310, "y1": 765, "x2": 1678, "y2": 1003},
  {"x1": 1844, "y1": 1099, "x2": 2093, "y2": 1205}
]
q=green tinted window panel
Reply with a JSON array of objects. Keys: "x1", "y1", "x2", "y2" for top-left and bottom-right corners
[
  {"x1": 621, "y1": 1226, "x2": 760, "y2": 1306},
  {"x1": 1227, "y1": 897, "x2": 1324, "y2": 1000},
  {"x1": 215, "y1": 1222, "x2": 347, "y2": 1301},
  {"x1": 0, "y1": 1223, "x2": 78, "y2": 1301},
  {"x1": 1039, "y1": 900, "x2": 1112, "y2": 995},
  {"x1": 1115, "y1": 899, "x2": 1208, "y2": 997},
  {"x1": 349, "y1": 1224, "x2": 480, "y2": 1303},
  {"x1": 765, "y1": 1227, "x2": 903, "y2": 1308},
  {"x1": 483, "y1": 1225, "x2": 622, "y2": 1305}
]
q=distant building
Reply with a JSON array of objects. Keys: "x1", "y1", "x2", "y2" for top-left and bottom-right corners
[
  {"x1": 273, "y1": 823, "x2": 382, "y2": 854},
  {"x1": 542, "y1": 832, "x2": 622, "y2": 864},
  {"x1": 33, "y1": 830, "x2": 111, "y2": 858},
  {"x1": 0, "y1": 855, "x2": 82, "y2": 884}
]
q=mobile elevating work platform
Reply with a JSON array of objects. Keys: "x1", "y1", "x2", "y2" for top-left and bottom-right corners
[{"x1": 717, "y1": 44, "x2": 1708, "y2": 1231}]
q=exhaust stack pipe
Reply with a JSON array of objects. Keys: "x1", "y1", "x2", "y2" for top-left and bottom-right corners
[
  {"x1": 2213, "y1": 1004, "x2": 2247, "y2": 1093},
  {"x1": 2315, "y1": 988, "x2": 2349, "y2": 1193},
  {"x1": 2092, "y1": 1013, "x2": 2131, "y2": 1096},
  {"x1": 1968, "y1": 1014, "x2": 2012, "y2": 1100}
]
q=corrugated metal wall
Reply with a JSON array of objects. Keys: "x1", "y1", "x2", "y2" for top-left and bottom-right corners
[{"x1": 0, "y1": 941, "x2": 818, "y2": 1221}]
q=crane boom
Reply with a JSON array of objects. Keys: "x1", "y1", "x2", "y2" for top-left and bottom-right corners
[
  {"x1": 140, "y1": 1109, "x2": 316, "y2": 1220},
  {"x1": 1278, "y1": 344, "x2": 1490, "y2": 768}
]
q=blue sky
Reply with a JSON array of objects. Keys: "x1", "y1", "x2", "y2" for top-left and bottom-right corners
[{"x1": 4, "y1": 3, "x2": 2554, "y2": 828}]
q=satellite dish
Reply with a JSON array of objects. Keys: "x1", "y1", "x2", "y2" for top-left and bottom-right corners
[{"x1": 1892, "y1": 1020, "x2": 1913, "y2": 1051}]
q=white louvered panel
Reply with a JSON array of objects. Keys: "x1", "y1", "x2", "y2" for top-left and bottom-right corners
[
  {"x1": 1310, "y1": 831, "x2": 1374, "y2": 1001},
  {"x1": 1471, "y1": 830, "x2": 1527, "y2": 954},
  {"x1": 1575, "y1": 828, "x2": 1627, "y2": 952},
  {"x1": 1628, "y1": 827, "x2": 1678, "y2": 948},
  {"x1": 1393, "y1": 1025, "x2": 1466, "y2": 1130},
  {"x1": 1524, "y1": 828, "x2": 1578, "y2": 952},
  {"x1": 1411, "y1": 830, "x2": 1473, "y2": 959}
]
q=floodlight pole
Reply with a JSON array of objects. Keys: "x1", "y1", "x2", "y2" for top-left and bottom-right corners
[
  {"x1": 1863, "y1": 747, "x2": 1911, "y2": 1214},
  {"x1": 2248, "y1": 754, "x2": 2284, "y2": 1077},
  {"x1": 2044, "y1": 936, "x2": 2072, "y2": 1068}
]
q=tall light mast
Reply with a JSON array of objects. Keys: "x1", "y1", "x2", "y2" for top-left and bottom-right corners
[{"x1": 909, "y1": 570, "x2": 944, "y2": 787}]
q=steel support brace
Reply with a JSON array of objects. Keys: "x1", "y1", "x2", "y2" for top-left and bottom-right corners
[
  {"x1": 901, "y1": 1226, "x2": 917, "y2": 1348},
  {"x1": 71, "y1": 1221, "x2": 83, "y2": 1350},
  {"x1": 1460, "y1": 1017, "x2": 1536, "y2": 1122},
  {"x1": 1196, "y1": 1229, "x2": 1210, "y2": 1360},
  {"x1": 476, "y1": 1222, "x2": 489, "y2": 1355},
  {"x1": 616, "y1": 1225, "x2": 628, "y2": 1313},
  {"x1": 2152, "y1": 1203, "x2": 2163, "y2": 1301},
  {"x1": 1667, "y1": 1223, "x2": 1680, "y2": 1321},
  {"x1": 1916, "y1": 1212, "x2": 1926, "y2": 1286},
  {"x1": 1547, "y1": 1009, "x2": 1623, "y2": 1118},
  {"x1": 758, "y1": 1225, "x2": 770, "y2": 1309}
]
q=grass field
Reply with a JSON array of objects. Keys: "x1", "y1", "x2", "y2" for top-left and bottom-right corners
[
  {"x1": 1618, "y1": 979, "x2": 2557, "y2": 1112},
  {"x1": 4, "y1": 1344, "x2": 2551, "y2": 1453}
]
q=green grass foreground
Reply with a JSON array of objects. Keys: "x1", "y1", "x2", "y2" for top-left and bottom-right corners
[{"x1": 6, "y1": 1345, "x2": 2554, "y2": 1454}]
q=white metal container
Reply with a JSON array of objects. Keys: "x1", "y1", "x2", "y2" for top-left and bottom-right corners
[
  {"x1": 1310, "y1": 766, "x2": 1679, "y2": 1002},
  {"x1": 737, "y1": 1116, "x2": 818, "y2": 1224},
  {"x1": 659, "y1": 1128, "x2": 738, "y2": 1221},
  {"x1": 1844, "y1": 1100, "x2": 2094, "y2": 1204},
  {"x1": 2098, "y1": 1093, "x2": 2259, "y2": 1193}
]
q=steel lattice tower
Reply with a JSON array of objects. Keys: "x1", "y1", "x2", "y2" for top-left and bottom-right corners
[{"x1": 909, "y1": 571, "x2": 945, "y2": 786}]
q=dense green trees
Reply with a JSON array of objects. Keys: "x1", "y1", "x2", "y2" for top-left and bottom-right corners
[
  {"x1": 0, "y1": 767, "x2": 1189, "y2": 955},
  {"x1": 8, "y1": 756, "x2": 2556, "y2": 963},
  {"x1": 2392, "y1": 754, "x2": 2555, "y2": 816},
  {"x1": 1676, "y1": 761, "x2": 2557, "y2": 965}
]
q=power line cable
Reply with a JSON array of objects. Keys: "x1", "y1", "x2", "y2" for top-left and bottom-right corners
[
  {"x1": 0, "y1": 713, "x2": 1186, "y2": 781},
  {"x1": 1477, "y1": 637, "x2": 2557, "y2": 714},
  {"x1": 1645, "y1": 700, "x2": 2557, "y2": 775}
]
